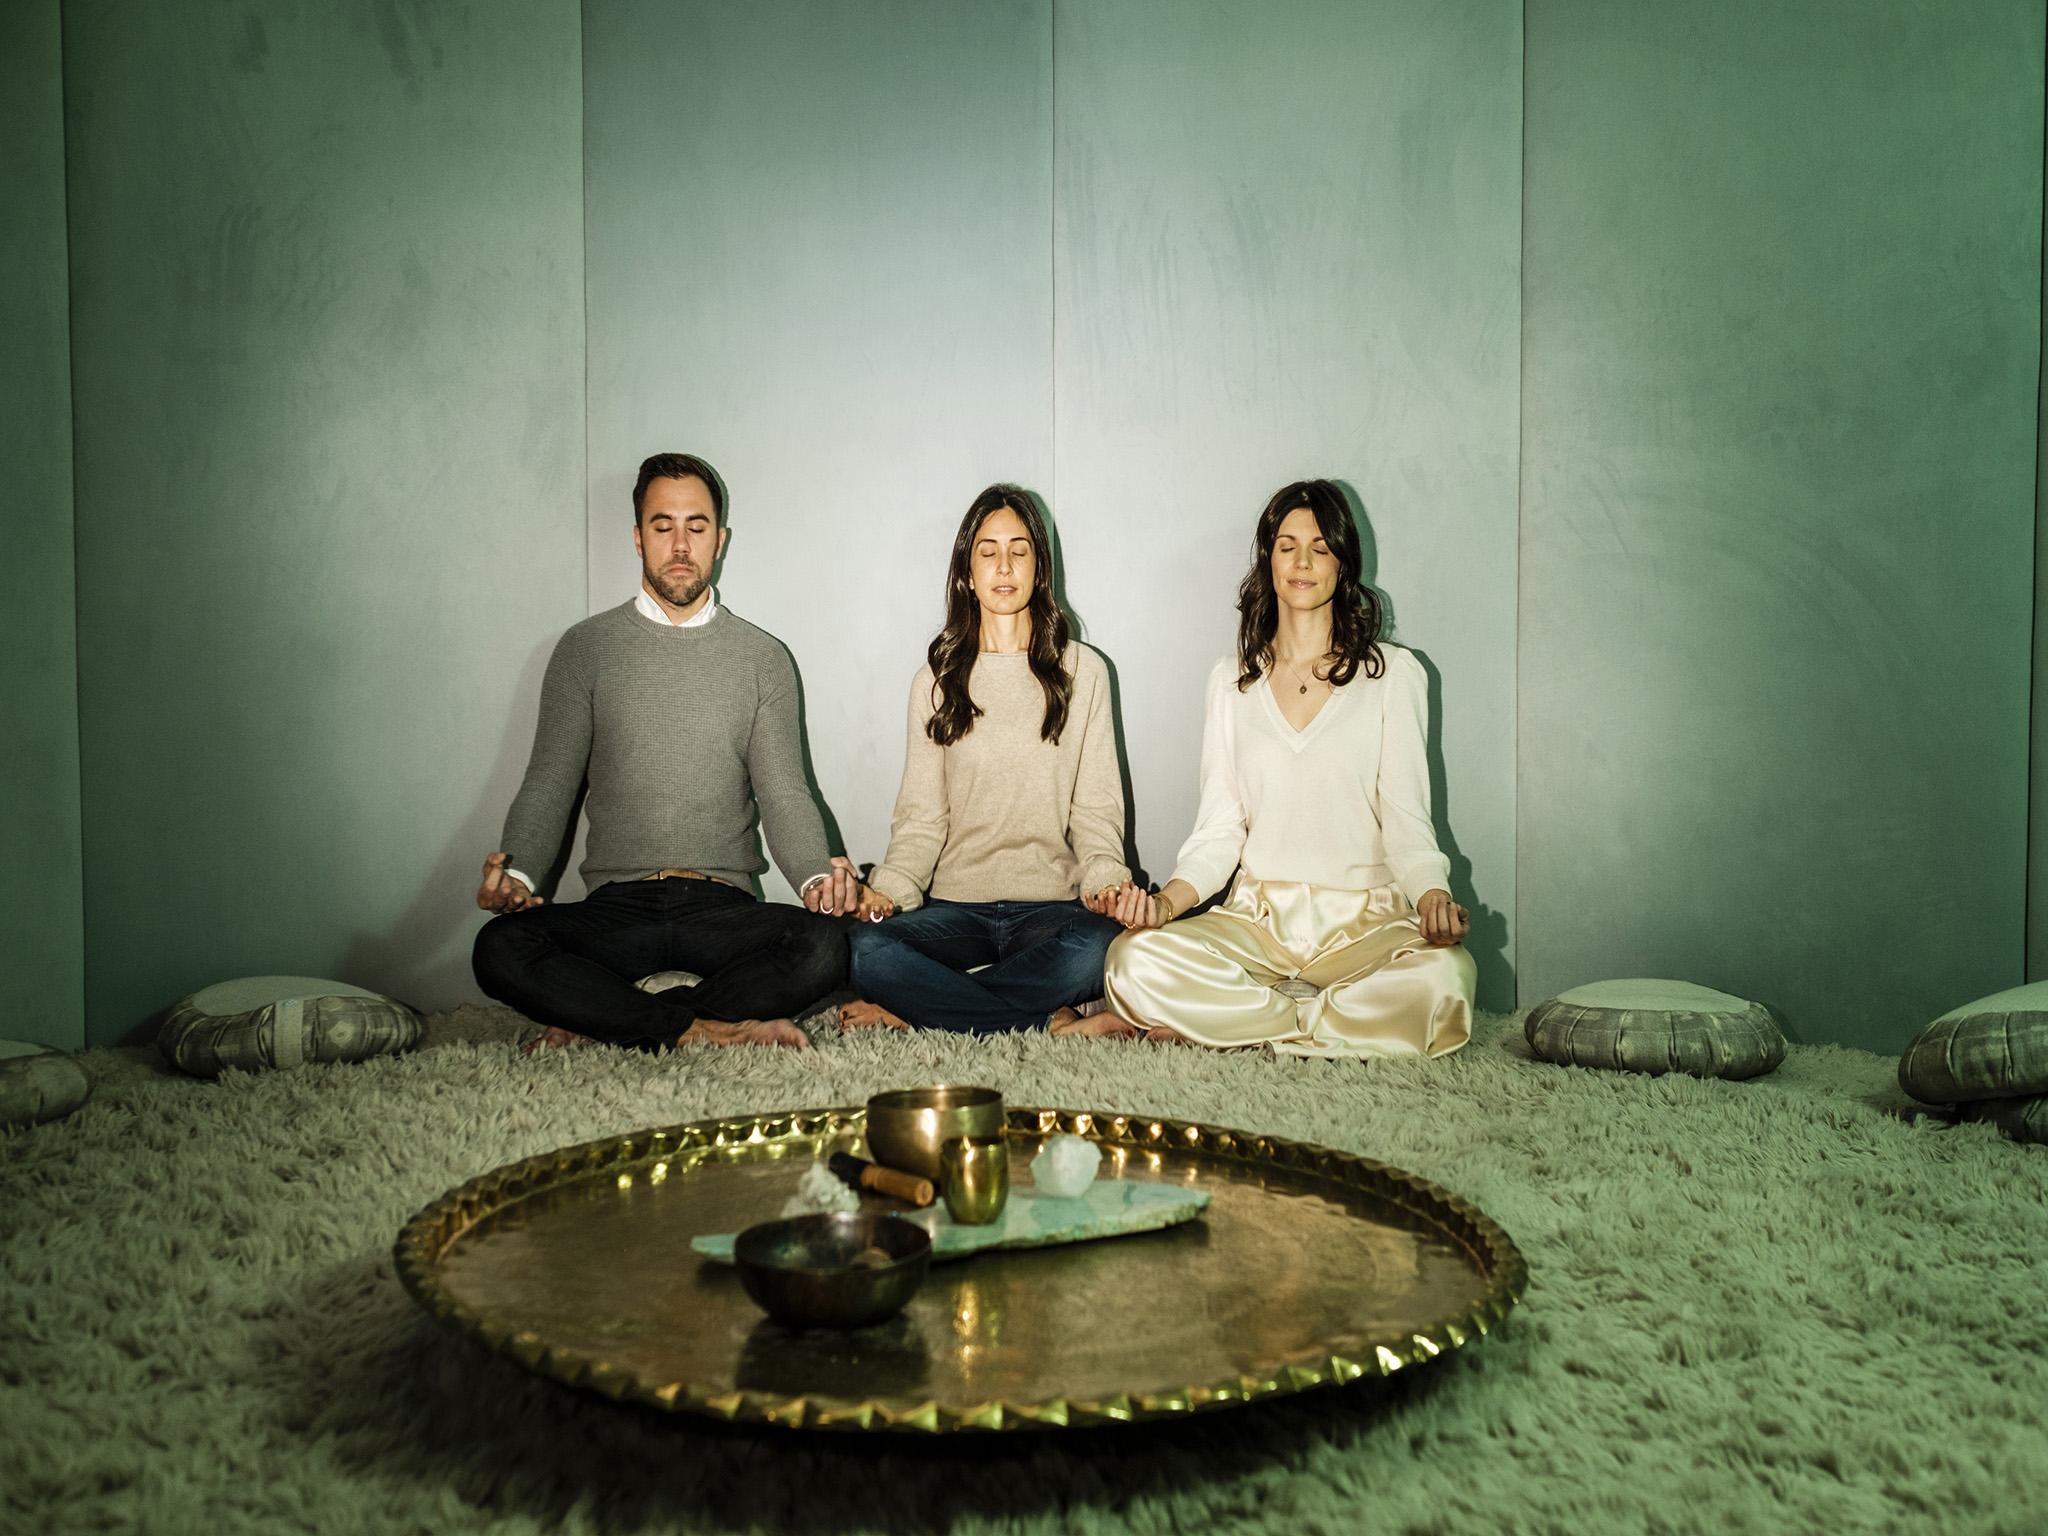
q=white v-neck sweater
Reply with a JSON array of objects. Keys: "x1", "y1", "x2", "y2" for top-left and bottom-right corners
[{"x1": 1169, "y1": 644, "x2": 1451, "y2": 907}]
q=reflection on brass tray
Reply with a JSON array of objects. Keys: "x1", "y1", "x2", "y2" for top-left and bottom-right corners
[
  {"x1": 737, "y1": 1311, "x2": 932, "y2": 1401},
  {"x1": 394, "y1": 1106, "x2": 1528, "y2": 1433}
]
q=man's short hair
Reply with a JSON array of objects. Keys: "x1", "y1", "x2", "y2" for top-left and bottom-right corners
[{"x1": 632, "y1": 453, "x2": 726, "y2": 526}]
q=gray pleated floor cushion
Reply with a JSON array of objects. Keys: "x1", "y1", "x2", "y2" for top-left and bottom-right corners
[
  {"x1": 159, "y1": 976, "x2": 421, "y2": 1078},
  {"x1": 1524, "y1": 978, "x2": 1786, "y2": 1080},
  {"x1": 1897, "y1": 981, "x2": 2048, "y2": 1105},
  {"x1": 0, "y1": 1040, "x2": 91, "y2": 1128},
  {"x1": 1897, "y1": 981, "x2": 2048, "y2": 1145}
]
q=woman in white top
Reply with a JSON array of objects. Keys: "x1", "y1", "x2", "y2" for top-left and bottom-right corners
[{"x1": 1095, "y1": 479, "x2": 1475, "y2": 1057}]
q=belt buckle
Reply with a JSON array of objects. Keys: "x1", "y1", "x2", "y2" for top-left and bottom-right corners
[{"x1": 646, "y1": 867, "x2": 718, "y2": 886}]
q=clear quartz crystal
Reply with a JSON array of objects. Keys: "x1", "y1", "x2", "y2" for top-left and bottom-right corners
[
  {"x1": 779, "y1": 1160, "x2": 860, "y2": 1218},
  {"x1": 1031, "y1": 1135, "x2": 1102, "y2": 1200}
]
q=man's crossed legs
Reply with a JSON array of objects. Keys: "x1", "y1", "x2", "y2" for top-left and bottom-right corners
[{"x1": 473, "y1": 875, "x2": 846, "y2": 1051}]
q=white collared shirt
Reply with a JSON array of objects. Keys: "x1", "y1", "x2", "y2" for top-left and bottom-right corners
[{"x1": 634, "y1": 586, "x2": 718, "y2": 627}]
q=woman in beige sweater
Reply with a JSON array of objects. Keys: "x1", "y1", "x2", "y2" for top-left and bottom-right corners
[
  {"x1": 841, "y1": 485, "x2": 1135, "y2": 1035},
  {"x1": 1097, "y1": 479, "x2": 1476, "y2": 1057}
]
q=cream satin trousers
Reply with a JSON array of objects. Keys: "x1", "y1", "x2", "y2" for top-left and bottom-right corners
[{"x1": 1103, "y1": 878, "x2": 1474, "y2": 1059}]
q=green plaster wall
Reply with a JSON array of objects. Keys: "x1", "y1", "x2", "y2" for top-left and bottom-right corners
[
  {"x1": 0, "y1": 0, "x2": 84, "y2": 1050},
  {"x1": 1052, "y1": 0, "x2": 1524, "y2": 1008},
  {"x1": 1520, "y1": 0, "x2": 2044, "y2": 1050},
  {"x1": 18, "y1": 2, "x2": 2046, "y2": 1049},
  {"x1": 64, "y1": 2, "x2": 587, "y2": 1042},
  {"x1": 583, "y1": 0, "x2": 1055, "y2": 898}
]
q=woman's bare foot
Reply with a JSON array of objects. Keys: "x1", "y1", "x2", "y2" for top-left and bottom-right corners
[
  {"x1": 1049, "y1": 1006, "x2": 1140, "y2": 1040},
  {"x1": 681, "y1": 1016, "x2": 810, "y2": 1049},
  {"x1": 521, "y1": 1024, "x2": 596, "y2": 1057},
  {"x1": 1143, "y1": 1024, "x2": 1194, "y2": 1046},
  {"x1": 837, "y1": 1000, "x2": 910, "y2": 1033}
]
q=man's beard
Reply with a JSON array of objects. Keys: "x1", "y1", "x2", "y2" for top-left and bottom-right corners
[{"x1": 647, "y1": 563, "x2": 709, "y2": 611}]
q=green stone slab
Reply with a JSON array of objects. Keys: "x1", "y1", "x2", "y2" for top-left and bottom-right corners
[{"x1": 693, "y1": 1180, "x2": 1210, "y2": 1265}]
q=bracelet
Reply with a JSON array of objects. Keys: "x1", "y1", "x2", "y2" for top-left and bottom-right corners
[{"x1": 1154, "y1": 892, "x2": 1177, "y2": 923}]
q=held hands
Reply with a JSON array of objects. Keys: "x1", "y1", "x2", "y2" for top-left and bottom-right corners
[
  {"x1": 1416, "y1": 888, "x2": 1470, "y2": 946},
  {"x1": 1087, "y1": 880, "x2": 1166, "y2": 931},
  {"x1": 803, "y1": 855, "x2": 895, "y2": 922},
  {"x1": 802, "y1": 856, "x2": 865, "y2": 917},
  {"x1": 477, "y1": 852, "x2": 544, "y2": 914}
]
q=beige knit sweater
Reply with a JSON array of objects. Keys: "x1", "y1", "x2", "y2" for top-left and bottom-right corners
[{"x1": 868, "y1": 644, "x2": 1131, "y2": 911}]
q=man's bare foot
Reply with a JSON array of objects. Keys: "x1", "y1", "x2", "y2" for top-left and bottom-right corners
[
  {"x1": 837, "y1": 1000, "x2": 910, "y2": 1033},
  {"x1": 1049, "y1": 1006, "x2": 1140, "y2": 1040},
  {"x1": 521, "y1": 1025, "x2": 597, "y2": 1057},
  {"x1": 681, "y1": 1016, "x2": 810, "y2": 1050}
]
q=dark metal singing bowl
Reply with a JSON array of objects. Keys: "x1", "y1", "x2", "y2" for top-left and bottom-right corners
[{"x1": 733, "y1": 1212, "x2": 933, "y2": 1330}]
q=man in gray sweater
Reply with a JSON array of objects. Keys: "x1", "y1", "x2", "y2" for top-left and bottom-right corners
[{"x1": 471, "y1": 452, "x2": 862, "y2": 1050}]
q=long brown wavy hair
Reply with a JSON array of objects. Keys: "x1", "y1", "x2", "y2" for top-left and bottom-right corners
[
  {"x1": 1236, "y1": 479, "x2": 1384, "y2": 691},
  {"x1": 926, "y1": 485, "x2": 1074, "y2": 746}
]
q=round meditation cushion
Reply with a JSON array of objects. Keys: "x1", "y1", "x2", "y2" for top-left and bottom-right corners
[
  {"x1": 1896, "y1": 981, "x2": 2048, "y2": 1106},
  {"x1": 0, "y1": 1040, "x2": 92, "y2": 1127},
  {"x1": 158, "y1": 976, "x2": 421, "y2": 1078},
  {"x1": 1524, "y1": 978, "x2": 1786, "y2": 1080}
]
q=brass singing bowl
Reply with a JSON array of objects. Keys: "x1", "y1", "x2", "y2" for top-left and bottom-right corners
[
  {"x1": 864, "y1": 1085, "x2": 1005, "y2": 1181},
  {"x1": 733, "y1": 1211, "x2": 932, "y2": 1331}
]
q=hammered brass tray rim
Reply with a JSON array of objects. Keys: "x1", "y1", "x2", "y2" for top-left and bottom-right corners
[{"x1": 394, "y1": 1106, "x2": 1529, "y2": 1434}]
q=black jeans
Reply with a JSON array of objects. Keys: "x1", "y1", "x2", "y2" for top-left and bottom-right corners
[{"x1": 472, "y1": 876, "x2": 848, "y2": 1049}]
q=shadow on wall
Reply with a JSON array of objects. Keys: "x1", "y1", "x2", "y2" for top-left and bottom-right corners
[
  {"x1": 1332, "y1": 481, "x2": 1513, "y2": 1013},
  {"x1": 777, "y1": 627, "x2": 849, "y2": 884},
  {"x1": 710, "y1": 502, "x2": 850, "y2": 889},
  {"x1": 113, "y1": 621, "x2": 578, "y2": 1050},
  {"x1": 1027, "y1": 488, "x2": 1149, "y2": 885},
  {"x1": 338, "y1": 635, "x2": 576, "y2": 1016}
]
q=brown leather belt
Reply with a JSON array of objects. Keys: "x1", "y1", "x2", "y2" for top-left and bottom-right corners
[{"x1": 641, "y1": 867, "x2": 738, "y2": 889}]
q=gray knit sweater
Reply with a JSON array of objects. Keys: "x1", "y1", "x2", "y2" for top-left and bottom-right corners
[{"x1": 498, "y1": 603, "x2": 833, "y2": 895}]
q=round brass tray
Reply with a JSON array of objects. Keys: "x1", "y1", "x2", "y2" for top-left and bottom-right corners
[{"x1": 394, "y1": 1106, "x2": 1527, "y2": 1433}]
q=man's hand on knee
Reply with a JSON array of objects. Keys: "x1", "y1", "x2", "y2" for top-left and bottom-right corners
[{"x1": 477, "y1": 851, "x2": 545, "y2": 914}]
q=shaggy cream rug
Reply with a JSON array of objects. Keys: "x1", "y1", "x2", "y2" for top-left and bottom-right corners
[{"x1": 3, "y1": 1008, "x2": 2044, "y2": 1535}]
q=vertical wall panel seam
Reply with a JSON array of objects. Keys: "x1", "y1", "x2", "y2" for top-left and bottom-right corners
[
  {"x1": 58, "y1": 0, "x2": 88, "y2": 1039},
  {"x1": 1512, "y1": 0, "x2": 1528, "y2": 1010},
  {"x1": 580, "y1": 0, "x2": 594, "y2": 618},
  {"x1": 2029, "y1": 18, "x2": 2047, "y2": 981},
  {"x1": 1049, "y1": 0, "x2": 1058, "y2": 542}
]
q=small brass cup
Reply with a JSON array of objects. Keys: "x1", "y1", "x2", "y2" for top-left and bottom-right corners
[{"x1": 939, "y1": 1135, "x2": 1010, "y2": 1226}]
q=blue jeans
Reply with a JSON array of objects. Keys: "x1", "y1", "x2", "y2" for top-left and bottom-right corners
[{"x1": 847, "y1": 898, "x2": 1121, "y2": 1035}]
